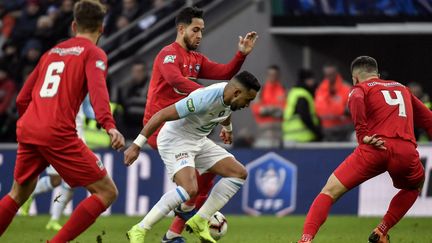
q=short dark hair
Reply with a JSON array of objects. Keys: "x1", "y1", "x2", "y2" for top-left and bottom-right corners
[
  {"x1": 234, "y1": 71, "x2": 261, "y2": 92},
  {"x1": 74, "y1": 0, "x2": 106, "y2": 33},
  {"x1": 268, "y1": 65, "x2": 280, "y2": 72},
  {"x1": 175, "y1": 7, "x2": 204, "y2": 26},
  {"x1": 351, "y1": 56, "x2": 378, "y2": 74}
]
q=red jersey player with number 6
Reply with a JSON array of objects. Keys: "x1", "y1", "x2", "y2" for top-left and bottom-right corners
[
  {"x1": 298, "y1": 56, "x2": 432, "y2": 243},
  {"x1": 0, "y1": 1, "x2": 125, "y2": 242}
]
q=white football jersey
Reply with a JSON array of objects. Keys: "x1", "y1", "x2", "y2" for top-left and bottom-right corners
[{"x1": 161, "y1": 82, "x2": 232, "y2": 139}]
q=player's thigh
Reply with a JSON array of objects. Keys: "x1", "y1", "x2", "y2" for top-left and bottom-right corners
[
  {"x1": 14, "y1": 143, "x2": 49, "y2": 185},
  {"x1": 334, "y1": 144, "x2": 387, "y2": 190},
  {"x1": 158, "y1": 134, "x2": 199, "y2": 181},
  {"x1": 40, "y1": 139, "x2": 107, "y2": 188},
  {"x1": 388, "y1": 140, "x2": 425, "y2": 190},
  {"x1": 197, "y1": 139, "x2": 244, "y2": 178}
]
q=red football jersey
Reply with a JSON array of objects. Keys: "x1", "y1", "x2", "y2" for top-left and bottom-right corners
[
  {"x1": 143, "y1": 42, "x2": 246, "y2": 135},
  {"x1": 349, "y1": 78, "x2": 432, "y2": 145},
  {"x1": 16, "y1": 37, "x2": 116, "y2": 146}
]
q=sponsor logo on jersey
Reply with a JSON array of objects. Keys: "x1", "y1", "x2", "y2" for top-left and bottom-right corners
[
  {"x1": 187, "y1": 98, "x2": 195, "y2": 112},
  {"x1": 96, "y1": 160, "x2": 105, "y2": 170},
  {"x1": 243, "y1": 152, "x2": 297, "y2": 216},
  {"x1": 180, "y1": 160, "x2": 188, "y2": 166},
  {"x1": 49, "y1": 46, "x2": 84, "y2": 56},
  {"x1": 175, "y1": 152, "x2": 189, "y2": 161},
  {"x1": 96, "y1": 60, "x2": 106, "y2": 71},
  {"x1": 195, "y1": 64, "x2": 201, "y2": 73},
  {"x1": 163, "y1": 55, "x2": 176, "y2": 64}
]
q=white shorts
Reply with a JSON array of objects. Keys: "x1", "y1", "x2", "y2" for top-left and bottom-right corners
[{"x1": 157, "y1": 131, "x2": 234, "y2": 181}]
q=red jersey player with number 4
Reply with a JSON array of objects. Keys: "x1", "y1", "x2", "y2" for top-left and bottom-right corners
[
  {"x1": 0, "y1": 1, "x2": 125, "y2": 242},
  {"x1": 298, "y1": 56, "x2": 432, "y2": 243},
  {"x1": 139, "y1": 7, "x2": 257, "y2": 243}
]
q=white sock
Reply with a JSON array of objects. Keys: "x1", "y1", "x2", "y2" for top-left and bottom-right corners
[
  {"x1": 197, "y1": 177, "x2": 244, "y2": 220},
  {"x1": 138, "y1": 186, "x2": 190, "y2": 230},
  {"x1": 33, "y1": 176, "x2": 54, "y2": 195},
  {"x1": 166, "y1": 230, "x2": 181, "y2": 239},
  {"x1": 51, "y1": 183, "x2": 74, "y2": 221}
]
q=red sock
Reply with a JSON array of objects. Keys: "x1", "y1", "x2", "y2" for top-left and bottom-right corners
[
  {"x1": 301, "y1": 193, "x2": 334, "y2": 240},
  {"x1": 0, "y1": 195, "x2": 19, "y2": 236},
  {"x1": 50, "y1": 195, "x2": 106, "y2": 243},
  {"x1": 169, "y1": 216, "x2": 186, "y2": 234},
  {"x1": 195, "y1": 173, "x2": 215, "y2": 209},
  {"x1": 378, "y1": 189, "x2": 419, "y2": 235}
]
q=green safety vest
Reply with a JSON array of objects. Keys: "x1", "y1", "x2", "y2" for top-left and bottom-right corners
[
  {"x1": 283, "y1": 87, "x2": 319, "y2": 142},
  {"x1": 84, "y1": 103, "x2": 122, "y2": 149}
]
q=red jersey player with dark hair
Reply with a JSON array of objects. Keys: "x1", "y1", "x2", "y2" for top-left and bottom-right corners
[
  {"x1": 0, "y1": 1, "x2": 125, "y2": 242},
  {"x1": 141, "y1": 7, "x2": 257, "y2": 243},
  {"x1": 298, "y1": 56, "x2": 432, "y2": 243}
]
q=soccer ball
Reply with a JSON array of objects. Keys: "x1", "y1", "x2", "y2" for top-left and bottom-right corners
[{"x1": 208, "y1": 211, "x2": 228, "y2": 241}]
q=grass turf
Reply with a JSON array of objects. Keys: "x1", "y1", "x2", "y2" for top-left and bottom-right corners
[{"x1": 2, "y1": 215, "x2": 432, "y2": 243}]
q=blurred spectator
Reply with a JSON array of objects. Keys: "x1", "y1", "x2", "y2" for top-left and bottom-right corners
[
  {"x1": 251, "y1": 65, "x2": 286, "y2": 147},
  {"x1": 408, "y1": 81, "x2": 431, "y2": 142},
  {"x1": 34, "y1": 15, "x2": 55, "y2": 51},
  {"x1": 283, "y1": 69, "x2": 322, "y2": 143},
  {"x1": 115, "y1": 60, "x2": 148, "y2": 138},
  {"x1": 0, "y1": 65, "x2": 16, "y2": 141},
  {"x1": 315, "y1": 63, "x2": 352, "y2": 141},
  {"x1": 121, "y1": 0, "x2": 141, "y2": 21},
  {"x1": 16, "y1": 38, "x2": 42, "y2": 85},
  {"x1": 233, "y1": 128, "x2": 255, "y2": 148},
  {"x1": 10, "y1": 0, "x2": 42, "y2": 48},
  {"x1": 51, "y1": 0, "x2": 74, "y2": 42}
]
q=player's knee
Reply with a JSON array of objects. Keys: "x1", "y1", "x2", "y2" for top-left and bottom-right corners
[
  {"x1": 182, "y1": 184, "x2": 198, "y2": 199},
  {"x1": 236, "y1": 167, "x2": 248, "y2": 180}
]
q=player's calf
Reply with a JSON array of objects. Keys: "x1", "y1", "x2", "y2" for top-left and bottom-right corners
[{"x1": 86, "y1": 176, "x2": 118, "y2": 206}]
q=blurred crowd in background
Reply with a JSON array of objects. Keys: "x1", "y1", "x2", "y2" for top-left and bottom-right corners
[{"x1": 0, "y1": 0, "x2": 431, "y2": 148}]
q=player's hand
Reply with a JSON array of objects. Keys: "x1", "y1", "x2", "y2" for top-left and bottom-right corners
[
  {"x1": 363, "y1": 134, "x2": 386, "y2": 150},
  {"x1": 124, "y1": 144, "x2": 140, "y2": 166},
  {"x1": 108, "y1": 128, "x2": 125, "y2": 151},
  {"x1": 219, "y1": 128, "x2": 233, "y2": 144},
  {"x1": 238, "y1": 31, "x2": 258, "y2": 55}
]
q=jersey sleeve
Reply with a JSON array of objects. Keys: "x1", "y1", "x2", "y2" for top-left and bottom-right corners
[
  {"x1": 198, "y1": 51, "x2": 246, "y2": 80},
  {"x1": 411, "y1": 92, "x2": 432, "y2": 137},
  {"x1": 16, "y1": 54, "x2": 44, "y2": 117},
  {"x1": 85, "y1": 47, "x2": 116, "y2": 131},
  {"x1": 348, "y1": 86, "x2": 370, "y2": 143},
  {"x1": 157, "y1": 50, "x2": 202, "y2": 94},
  {"x1": 174, "y1": 88, "x2": 211, "y2": 118}
]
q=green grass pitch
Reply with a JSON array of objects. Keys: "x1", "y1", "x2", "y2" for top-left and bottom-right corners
[{"x1": 2, "y1": 215, "x2": 432, "y2": 243}]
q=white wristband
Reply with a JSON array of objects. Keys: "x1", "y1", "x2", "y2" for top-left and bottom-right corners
[
  {"x1": 222, "y1": 123, "x2": 233, "y2": 132},
  {"x1": 133, "y1": 134, "x2": 147, "y2": 148}
]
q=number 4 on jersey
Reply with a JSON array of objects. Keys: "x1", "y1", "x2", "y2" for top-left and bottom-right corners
[
  {"x1": 381, "y1": 90, "x2": 407, "y2": 117},
  {"x1": 39, "y1": 61, "x2": 65, "y2": 98}
]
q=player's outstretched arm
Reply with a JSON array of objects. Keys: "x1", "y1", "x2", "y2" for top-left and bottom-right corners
[
  {"x1": 199, "y1": 31, "x2": 258, "y2": 80},
  {"x1": 238, "y1": 31, "x2": 258, "y2": 56},
  {"x1": 124, "y1": 105, "x2": 180, "y2": 166}
]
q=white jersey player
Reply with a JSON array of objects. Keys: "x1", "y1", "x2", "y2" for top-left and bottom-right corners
[{"x1": 124, "y1": 71, "x2": 261, "y2": 243}]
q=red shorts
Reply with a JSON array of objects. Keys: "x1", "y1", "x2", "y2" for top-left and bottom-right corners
[
  {"x1": 334, "y1": 138, "x2": 424, "y2": 190},
  {"x1": 14, "y1": 139, "x2": 107, "y2": 187}
]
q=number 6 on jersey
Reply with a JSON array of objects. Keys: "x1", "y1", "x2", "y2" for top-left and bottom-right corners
[{"x1": 39, "y1": 61, "x2": 65, "y2": 98}]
